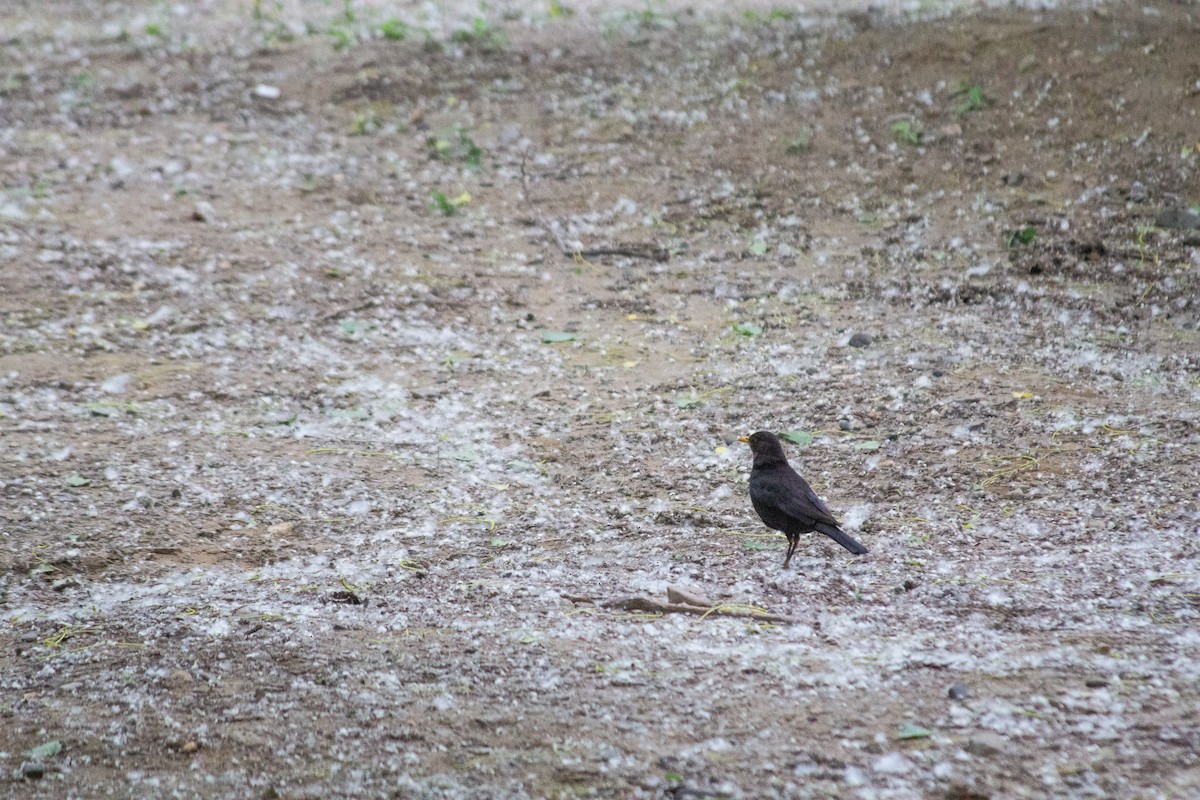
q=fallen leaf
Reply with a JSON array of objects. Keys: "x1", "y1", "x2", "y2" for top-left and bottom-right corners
[
  {"x1": 779, "y1": 430, "x2": 814, "y2": 447},
  {"x1": 897, "y1": 723, "x2": 933, "y2": 740},
  {"x1": 27, "y1": 740, "x2": 63, "y2": 759},
  {"x1": 540, "y1": 331, "x2": 578, "y2": 343}
]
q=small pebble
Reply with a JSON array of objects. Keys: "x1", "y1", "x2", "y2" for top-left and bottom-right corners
[
  {"x1": 872, "y1": 752, "x2": 912, "y2": 774},
  {"x1": 192, "y1": 201, "x2": 215, "y2": 222},
  {"x1": 20, "y1": 762, "x2": 46, "y2": 781},
  {"x1": 848, "y1": 332, "x2": 873, "y2": 348},
  {"x1": 965, "y1": 732, "x2": 1006, "y2": 757},
  {"x1": 1155, "y1": 206, "x2": 1200, "y2": 230},
  {"x1": 948, "y1": 682, "x2": 970, "y2": 700},
  {"x1": 165, "y1": 669, "x2": 195, "y2": 692},
  {"x1": 666, "y1": 585, "x2": 713, "y2": 607},
  {"x1": 101, "y1": 373, "x2": 132, "y2": 395}
]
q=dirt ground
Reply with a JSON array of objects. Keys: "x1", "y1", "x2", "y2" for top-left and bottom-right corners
[{"x1": 2, "y1": 0, "x2": 1199, "y2": 797}]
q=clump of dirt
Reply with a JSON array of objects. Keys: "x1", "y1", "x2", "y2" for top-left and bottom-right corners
[{"x1": 1, "y1": 1, "x2": 1198, "y2": 797}]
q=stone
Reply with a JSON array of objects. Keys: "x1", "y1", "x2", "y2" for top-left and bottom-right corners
[
  {"x1": 965, "y1": 732, "x2": 1007, "y2": 758},
  {"x1": 848, "y1": 332, "x2": 873, "y2": 348}
]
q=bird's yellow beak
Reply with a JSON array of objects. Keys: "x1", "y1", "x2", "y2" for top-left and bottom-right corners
[{"x1": 737, "y1": 436, "x2": 750, "y2": 444}]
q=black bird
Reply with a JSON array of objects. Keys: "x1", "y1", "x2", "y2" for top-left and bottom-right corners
[{"x1": 738, "y1": 431, "x2": 868, "y2": 567}]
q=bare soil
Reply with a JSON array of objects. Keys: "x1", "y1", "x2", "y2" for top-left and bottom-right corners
[{"x1": 2, "y1": 1, "x2": 1199, "y2": 797}]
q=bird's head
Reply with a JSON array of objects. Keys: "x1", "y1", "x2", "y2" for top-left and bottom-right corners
[{"x1": 738, "y1": 430, "x2": 788, "y2": 465}]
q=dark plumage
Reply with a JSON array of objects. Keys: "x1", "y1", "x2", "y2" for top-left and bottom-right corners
[{"x1": 738, "y1": 430, "x2": 868, "y2": 567}]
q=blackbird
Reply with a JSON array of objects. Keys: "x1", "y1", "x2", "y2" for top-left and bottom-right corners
[{"x1": 738, "y1": 431, "x2": 867, "y2": 567}]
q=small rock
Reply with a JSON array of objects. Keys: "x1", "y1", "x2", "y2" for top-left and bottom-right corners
[
  {"x1": 165, "y1": 669, "x2": 194, "y2": 692},
  {"x1": 837, "y1": 766, "x2": 864, "y2": 787},
  {"x1": 1128, "y1": 181, "x2": 1147, "y2": 202},
  {"x1": 267, "y1": 521, "x2": 295, "y2": 536},
  {"x1": 0, "y1": 200, "x2": 27, "y2": 219},
  {"x1": 872, "y1": 752, "x2": 912, "y2": 774},
  {"x1": 1084, "y1": 677, "x2": 1108, "y2": 688},
  {"x1": 180, "y1": 741, "x2": 201, "y2": 754},
  {"x1": 253, "y1": 84, "x2": 281, "y2": 99},
  {"x1": 838, "y1": 419, "x2": 855, "y2": 431},
  {"x1": 110, "y1": 156, "x2": 134, "y2": 180},
  {"x1": 965, "y1": 732, "x2": 1007, "y2": 758},
  {"x1": 666, "y1": 585, "x2": 712, "y2": 607},
  {"x1": 192, "y1": 201, "x2": 215, "y2": 222},
  {"x1": 948, "y1": 682, "x2": 970, "y2": 700},
  {"x1": 20, "y1": 762, "x2": 45, "y2": 781},
  {"x1": 1155, "y1": 206, "x2": 1200, "y2": 230},
  {"x1": 146, "y1": 305, "x2": 176, "y2": 326},
  {"x1": 101, "y1": 373, "x2": 132, "y2": 395},
  {"x1": 944, "y1": 782, "x2": 989, "y2": 800},
  {"x1": 848, "y1": 332, "x2": 873, "y2": 348}
]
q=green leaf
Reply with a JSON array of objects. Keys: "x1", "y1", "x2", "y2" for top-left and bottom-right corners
[
  {"x1": 65, "y1": 474, "x2": 91, "y2": 487},
  {"x1": 675, "y1": 395, "x2": 702, "y2": 410},
  {"x1": 379, "y1": 18, "x2": 408, "y2": 40},
  {"x1": 742, "y1": 539, "x2": 772, "y2": 551},
  {"x1": 1007, "y1": 225, "x2": 1037, "y2": 248},
  {"x1": 890, "y1": 120, "x2": 923, "y2": 146},
  {"x1": 28, "y1": 740, "x2": 63, "y2": 759},
  {"x1": 732, "y1": 322, "x2": 762, "y2": 337},
  {"x1": 955, "y1": 83, "x2": 988, "y2": 115},
  {"x1": 540, "y1": 331, "x2": 578, "y2": 343},
  {"x1": 339, "y1": 318, "x2": 367, "y2": 336},
  {"x1": 430, "y1": 191, "x2": 457, "y2": 216},
  {"x1": 855, "y1": 440, "x2": 882, "y2": 451},
  {"x1": 749, "y1": 240, "x2": 768, "y2": 256},
  {"x1": 488, "y1": 537, "x2": 506, "y2": 548},
  {"x1": 324, "y1": 407, "x2": 369, "y2": 420},
  {"x1": 897, "y1": 723, "x2": 933, "y2": 740},
  {"x1": 779, "y1": 430, "x2": 814, "y2": 447},
  {"x1": 664, "y1": 771, "x2": 683, "y2": 783},
  {"x1": 785, "y1": 130, "x2": 812, "y2": 154},
  {"x1": 453, "y1": 447, "x2": 477, "y2": 463}
]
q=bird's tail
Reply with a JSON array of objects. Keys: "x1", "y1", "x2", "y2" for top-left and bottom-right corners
[{"x1": 816, "y1": 523, "x2": 868, "y2": 555}]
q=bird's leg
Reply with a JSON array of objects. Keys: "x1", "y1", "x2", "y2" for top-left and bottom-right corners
[{"x1": 783, "y1": 535, "x2": 798, "y2": 568}]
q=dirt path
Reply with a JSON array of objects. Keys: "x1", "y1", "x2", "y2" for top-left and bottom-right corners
[{"x1": 2, "y1": 1, "x2": 1198, "y2": 797}]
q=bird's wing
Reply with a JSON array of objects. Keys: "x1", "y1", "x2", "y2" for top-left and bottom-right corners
[{"x1": 769, "y1": 467, "x2": 841, "y2": 527}]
